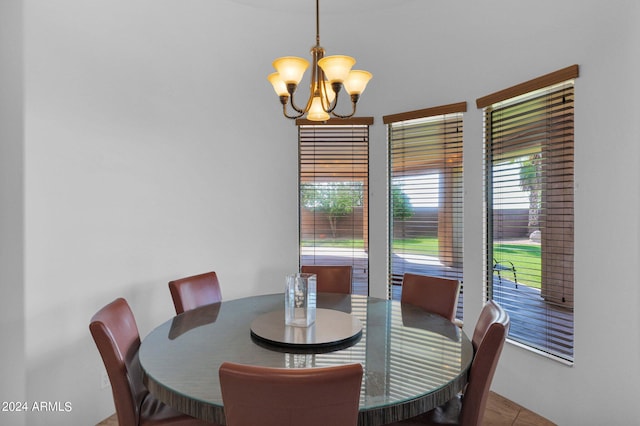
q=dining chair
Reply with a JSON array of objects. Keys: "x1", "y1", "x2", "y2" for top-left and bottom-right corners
[
  {"x1": 89, "y1": 298, "x2": 215, "y2": 426},
  {"x1": 300, "y1": 264, "x2": 352, "y2": 294},
  {"x1": 387, "y1": 300, "x2": 510, "y2": 426},
  {"x1": 401, "y1": 273, "x2": 461, "y2": 321},
  {"x1": 219, "y1": 361, "x2": 363, "y2": 426},
  {"x1": 169, "y1": 271, "x2": 222, "y2": 315}
]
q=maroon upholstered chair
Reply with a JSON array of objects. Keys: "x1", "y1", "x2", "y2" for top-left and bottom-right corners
[
  {"x1": 89, "y1": 298, "x2": 215, "y2": 426},
  {"x1": 300, "y1": 265, "x2": 352, "y2": 294},
  {"x1": 219, "y1": 362, "x2": 363, "y2": 426},
  {"x1": 169, "y1": 271, "x2": 222, "y2": 315},
  {"x1": 388, "y1": 300, "x2": 510, "y2": 426},
  {"x1": 401, "y1": 273, "x2": 461, "y2": 322}
]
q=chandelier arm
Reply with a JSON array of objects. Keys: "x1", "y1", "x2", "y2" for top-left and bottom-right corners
[
  {"x1": 283, "y1": 103, "x2": 306, "y2": 119},
  {"x1": 322, "y1": 80, "x2": 346, "y2": 114},
  {"x1": 324, "y1": 90, "x2": 339, "y2": 113},
  {"x1": 318, "y1": 79, "x2": 337, "y2": 113},
  {"x1": 328, "y1": 82, "x2": 342, "y2": 113},
  {"x1": 278, "y1": 94, "x2": 305, "y2": 119},
  {"x1": 330, "y1": 99, "x2": 357, "y2": 119},
  {"x1": 288, "y1": 90, "x2": 308, "y2": 114}
]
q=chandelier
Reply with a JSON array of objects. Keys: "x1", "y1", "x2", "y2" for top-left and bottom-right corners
[{"x1": 267, "y1": 0, "x2": 372, "y2": 122}]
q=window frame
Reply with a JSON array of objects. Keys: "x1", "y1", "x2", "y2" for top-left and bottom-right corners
[
  {"x1": 478, "y1": 65, "x2": 578, "y2": 363},
  {"x1": 383, "y1": 103, "x2": 466, "y2": 319},
  {"x1": 297, "y1": 117, "x2": 373, "y2": 296}
]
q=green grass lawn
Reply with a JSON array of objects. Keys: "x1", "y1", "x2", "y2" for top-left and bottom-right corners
[
  {"x1": 301, "y1": 239, "x2": 366, "y2": 248},
  {"x1": 393, "y1": 237, "x2": 541, "y2": 288},
  {"x1": 494, "y1": 242, "x2": 541, "y2": 288},
  {"x1": 392, "y1": 237, "x2": 439, "y2": 254},
  {"x1": 302, "y1": 237, "x2": 542, "y2": 289}
]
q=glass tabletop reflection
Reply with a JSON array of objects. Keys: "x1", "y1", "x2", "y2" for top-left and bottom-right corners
[{"x1": 139, "y1": 293, "x2": 473, "y2": 426}]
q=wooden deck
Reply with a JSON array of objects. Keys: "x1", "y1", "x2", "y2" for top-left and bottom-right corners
[
  {"x1": 302, "y1": 247, "x2": 573, "y2": 361},
  {"x1": 390, "y1": 275, "x2": 573, "y2": 361}
]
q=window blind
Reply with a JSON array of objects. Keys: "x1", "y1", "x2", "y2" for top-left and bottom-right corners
[
  {"x1": 481, "y1": 67, "x2": 577, "y2": 362},
  {"x1": 298, "y1": 118, "x2": 372, "y2": 296},
  {"x1": 384, "y1": 103, "x2": 465, "y2": 319}
]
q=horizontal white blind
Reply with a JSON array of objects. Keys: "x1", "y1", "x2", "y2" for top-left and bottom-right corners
[
  {"x1": 386, "y1": 106, "x2": 464, "y2": 319},
  {"x1": 299, "y1": 121, "x2": 370, "y2": 295},
  {"x1": 485, "y1": 81, "x2": 575, "y2": 362}
]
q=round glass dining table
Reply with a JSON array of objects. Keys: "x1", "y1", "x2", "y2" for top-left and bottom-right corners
[{"x1": 139, "y1": 293, "x2": 473, "y2": 426}]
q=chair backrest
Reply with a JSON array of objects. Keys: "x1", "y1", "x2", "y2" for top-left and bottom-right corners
[
  {"x1": 460, "y1": 300, "x2": 510, "y2": 426},
  {"x1": 169, "y1": 271, "x2": 222, "y2": 314},
  {"x1": 89, "y1": 298, "x2": 147, "y2": 426},
  {"x1": 400, "y1": 273, "x2": 461, "y2": 321},
  {"x1": 219, "y1": 362, "x2": 363, "y2": 426},
  {"x1": 300, "y1": 265, "x2": 352, "y2": 294}
]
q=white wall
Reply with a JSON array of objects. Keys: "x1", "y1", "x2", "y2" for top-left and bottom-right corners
[
  {"x1": 0, "y1": 1, "x2": 25, "y2": 426},
  {"x1": 3, "y1": 0, "x2": 638, "y2": 424},
  {"x1": 22, "y1": 1, "x2": 300, "y2": 424}
]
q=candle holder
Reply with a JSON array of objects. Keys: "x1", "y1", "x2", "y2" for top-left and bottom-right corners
[{"x1": 285, "y1": 273, "x2": 317, "y2": 327}]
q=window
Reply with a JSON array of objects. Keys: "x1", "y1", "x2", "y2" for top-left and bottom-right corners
[
  {"x1": 477, "y1": 65, "x2": 578, "y2": 362},
  {"x1": 384, "y1": 103, "x2": 466, "y2": 319},
  {"x1": 298, "y1": 118, "x2": 373, "y2": 295}
]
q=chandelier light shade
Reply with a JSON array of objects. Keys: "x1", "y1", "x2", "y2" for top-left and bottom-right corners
[
  {"x1": 317, "y1": 55, "x2": 356, "y2": 83},
  {"x1": 272, "y1": 57, "x2": 309, "y2": 85},
  {"x1": 267, "y1": 0, "x2": 372, "y2": 121}
]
